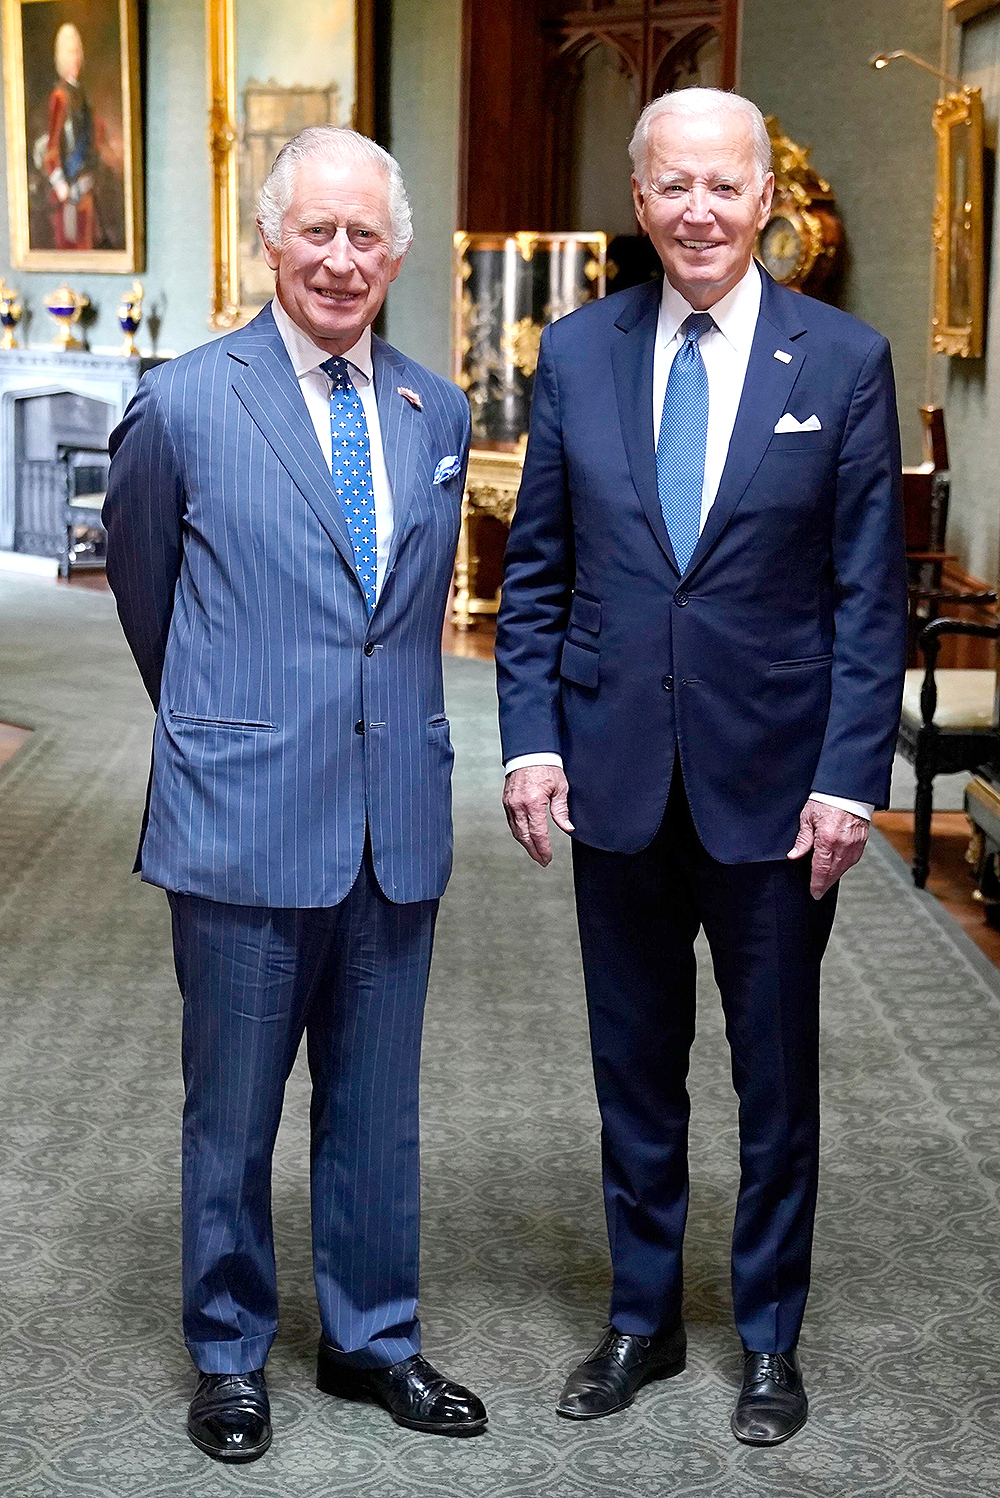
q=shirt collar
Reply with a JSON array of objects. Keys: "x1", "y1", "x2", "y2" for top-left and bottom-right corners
[
  {"x1": 657, "y1": 258, "x2": 761, "y2": 355},
  {"x1": 270, "y1": 295, "x2": 374, "y2": 383}
]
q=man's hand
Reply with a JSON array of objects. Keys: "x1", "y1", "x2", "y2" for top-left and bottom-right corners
[
  {"x1": 503, "y1": 765, "x2": 574, "y2": 866},
  {"x1": 787, "y1": 798, "x2": 869, "y2": 899}
]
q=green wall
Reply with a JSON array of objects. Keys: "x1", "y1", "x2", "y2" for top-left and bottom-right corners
[
  {"x1": 381, "y1": 0, "x2": 463, "y2": 377},
  {"x1": 0, "y1": 0, "x2": 462, "y2": 372},
  {"x1": 741, "y1": 0, "x2": 943, "y2": 465}
]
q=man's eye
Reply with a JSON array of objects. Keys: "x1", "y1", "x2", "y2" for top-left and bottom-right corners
[{"x1": 716, "y1": 184, "x2": 736, "y2": 194}]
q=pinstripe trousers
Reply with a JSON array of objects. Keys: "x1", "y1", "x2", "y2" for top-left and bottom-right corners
[{"x1": 167, "y1": 851, "x2": 437, "y2": 1375}]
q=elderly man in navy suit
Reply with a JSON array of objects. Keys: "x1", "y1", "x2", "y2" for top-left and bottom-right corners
[
  {"x1": 104, "y1": 127, "x2": 486, "y2": 1462},
  {"x1": 497, "y1": 88, "x2": 906, "y2": 1445}
]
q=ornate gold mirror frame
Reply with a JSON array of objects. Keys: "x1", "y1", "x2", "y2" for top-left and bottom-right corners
[
  {"x1": 932, "y1": 86, "x2": 984, "y2": 358},
  {"x1": 206, "y1": 0, "x2": 375, "y2": 330}
]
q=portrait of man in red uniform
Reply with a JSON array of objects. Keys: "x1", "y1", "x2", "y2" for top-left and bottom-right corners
[{"x1": 14, "y1": 2, "x2": 130, "y2": 258}]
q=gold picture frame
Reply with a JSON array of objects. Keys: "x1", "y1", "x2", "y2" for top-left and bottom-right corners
[
  {"x1": 932, "y1": 86, "x2": 985, "y2": 359},
  {"x1": 2, "y1": 0, "x2": 143, "y2": 271},
  {"x1": 947, "y1": 0, "x2": 1000, "y2": 24},
  {"x1": 206, "y1": 0, "x2": 375, "y2": 330}
]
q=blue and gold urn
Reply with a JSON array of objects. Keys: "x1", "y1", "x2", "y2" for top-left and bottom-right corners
[
  {"x1": 118, "y1": 280, "x2": 144, "y2": 356},
  {"x1": 44, "y1": 285, "x2": 88, "y2": 350},
  {"x1": 0, "y1": 279, "x2": 22, "y2": 350}
]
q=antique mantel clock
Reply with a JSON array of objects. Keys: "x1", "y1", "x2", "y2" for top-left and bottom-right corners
[{"x1": 757, "y1": 117, "x2": 844, "y2": 296}]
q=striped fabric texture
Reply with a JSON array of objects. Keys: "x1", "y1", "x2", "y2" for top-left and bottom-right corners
[
  {"x1": 103, "y1": 304, "x2": 472, "y2": 908},
  {"x1": 169, "y1": 860, "x2": 436, "y2": 1372}
]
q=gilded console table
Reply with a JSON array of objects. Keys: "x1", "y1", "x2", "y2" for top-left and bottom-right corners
[{"x1": 451, "y1": 445, "x2": 524, "y2": 630}]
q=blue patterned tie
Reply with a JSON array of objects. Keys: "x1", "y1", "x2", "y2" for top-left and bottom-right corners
[
  {"x1": 320, "y1": 356, "x2": 377, "y2": 610},
  {"x1": 656, "y1": 312, "x2": 714, "y2": 576}
]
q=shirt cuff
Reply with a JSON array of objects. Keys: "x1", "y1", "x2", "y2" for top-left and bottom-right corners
[
  {"x1": 504, "y1": 753, "x2": 564, "y2": 774},
  {"x1": 809, "y1": 791, "x2": 873, "y2": 821}
]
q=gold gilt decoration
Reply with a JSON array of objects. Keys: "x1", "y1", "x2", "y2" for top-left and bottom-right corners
[
  {"x1": 931, "y1": 87, "x2": 984, "y2": 358},
  {"x1": 43, "y1": 285, "x2": 89, "y2": 350},
  {"x1": 757, "y1": 117, "x2": 843, "y2": 295},
  {"x1": 501, "y1": 317, "x2": 543, "y2": 377},
  {"x1": 117, "y1": 280, "x2": 144, "y2": 355},
  {"x1": 515, "y1": 232, "x2": 538, "y2": 262},
  {"x1": 0, "y1": 279, "x2": 22, "y2": 349}
]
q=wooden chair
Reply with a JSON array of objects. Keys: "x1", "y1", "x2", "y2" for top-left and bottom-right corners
[
  {"x1": 903, "y1": 407, "x2": 995, "y2": 655},
  {"x1": 896, "y1": 615, "x2": 1000, "y2": 887}
]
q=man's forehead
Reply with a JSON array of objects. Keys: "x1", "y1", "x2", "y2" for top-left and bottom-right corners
[
  {"x1": 287, "y1": 159, "x2": 390, "y2": 217},
  {"x1": 647, "y1": 114, "x2": 754, "y2": 164}
]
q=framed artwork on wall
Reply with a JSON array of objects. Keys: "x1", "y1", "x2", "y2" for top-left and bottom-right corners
[
  {"x1": 206, "y1": 0, "x2": 375, "y2": 330},
  {"x1": 932, "y1": 87, "x2": 985, "y2": 358},
  {"x1": 1, "y1": 0, "x2": 143, "y2": 271}
]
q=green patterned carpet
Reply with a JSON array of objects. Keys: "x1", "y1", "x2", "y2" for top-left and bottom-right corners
[{"x1": 2, "y1": 574, "x2": 999, "y2": 1498}]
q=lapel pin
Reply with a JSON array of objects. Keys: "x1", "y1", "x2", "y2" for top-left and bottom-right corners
[
  {"x1": 773, "y1": 349, "x2": 793, "y2": 364},
  {"x1": 398, "y1": 386, "x2": 423, "y2": 410}
]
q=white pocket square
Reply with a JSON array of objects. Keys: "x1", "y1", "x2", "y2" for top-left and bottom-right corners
[
  {"x1": 773, "y1": 412, "x2": 822, "y2": 434},
  {"x1": 433, "y1": 455, "x2": 462, "y2": 484}
]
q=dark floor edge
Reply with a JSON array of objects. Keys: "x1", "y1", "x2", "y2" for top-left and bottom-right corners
[{"x1": 867, "y1": 824, "x2": 1000, "y2": 1001}]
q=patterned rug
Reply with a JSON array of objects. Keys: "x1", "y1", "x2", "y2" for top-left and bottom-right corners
[{"x1": 2, "y1": 574, "x2": 999, "y2": 1498}]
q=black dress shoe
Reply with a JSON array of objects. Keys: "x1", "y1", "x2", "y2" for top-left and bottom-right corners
[
  {"x1": 316, "y1": 1344, "x2": 487, "y2": 1436},
  {"x1": 556, "y1": 1324, "x2": 686, "y2": 1420},
  {"x1": 187, "y1": 1369, "x2": 271, "y2": 1462},
  {"x1": 731, "y1": 1349, "x2": 808, "y2": 1445}
]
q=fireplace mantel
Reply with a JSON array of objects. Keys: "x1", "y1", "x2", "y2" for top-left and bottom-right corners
[{"x1": 0, "y1": 348, "x2": 162, "y2": 573}]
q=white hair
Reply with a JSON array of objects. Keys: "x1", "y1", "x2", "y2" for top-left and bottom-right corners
[
  {"x1": 629, "y1": 88, "x2": 772, "y2": 189},
  {"x1": 257, "y1": 126, "x2": 413, "y2": 258}
]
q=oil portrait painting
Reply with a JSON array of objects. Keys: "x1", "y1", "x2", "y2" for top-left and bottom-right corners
[{"x1": 2, "y1": 0, "x2": 143, "y2": 271}]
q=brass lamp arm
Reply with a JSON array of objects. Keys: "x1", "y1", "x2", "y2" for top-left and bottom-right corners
[{"x1": 870, "y1": 51, "x2": 964, "y2": 90}]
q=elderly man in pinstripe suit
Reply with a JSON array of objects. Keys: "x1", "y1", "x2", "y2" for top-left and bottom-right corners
[{"x1": 103, "y1": 127, "x2": 486, "y2": 1463}]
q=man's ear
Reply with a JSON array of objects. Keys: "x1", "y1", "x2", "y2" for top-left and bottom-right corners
[
  {"x1": 757, "y1": 172, "x2": 776, "y2": 231},
  {"x1": 631, "y1": 174, "x2": 648, "y2": 235},
  {"x1": 259, "y1": 222, "x2": 280, "y2": 272}
]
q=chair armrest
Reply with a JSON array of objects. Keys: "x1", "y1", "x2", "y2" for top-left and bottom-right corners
[
  {"x1": 916, "y1": 616, "x2": 1000, "y2": 727},
  {"x1": 908, "y1": 587, "x2": 997, "y2": 606}
]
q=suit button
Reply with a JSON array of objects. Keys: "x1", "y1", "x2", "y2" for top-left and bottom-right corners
[
  {"x1": 663, "y1": 676, "x2": 674, "y2": 691},
  {"x1": 363, "y1": 642, "x2": 375, "y2": 656},
  {"x1": 355, "y1": 720, "x2": 366, "y2": 735},
  {"x1": 674, "y1": 592, "x2": 688, "y2": 606}
]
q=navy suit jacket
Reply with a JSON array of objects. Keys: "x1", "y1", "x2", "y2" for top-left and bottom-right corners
[
  {"x1": 104, "y1": 304, "x2": 470, "y2": 906},
  {"x1": 496, "y1": 268, "x2": 908, "y2": 863}
]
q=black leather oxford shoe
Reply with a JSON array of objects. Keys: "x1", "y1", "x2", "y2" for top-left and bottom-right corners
[
  {"x1": 556, "y1": 1324, "x2": 687, "y2": 1420},
  {"x1": 731, "y1": 1349, "x2": 808, "y2": 1445},
  {"x1": 187, "y1": 1369, "x2": 271, "y2": 1462},
  {"x1": 316, "y1": 1345, "x2": 488, "y2": 1436}
]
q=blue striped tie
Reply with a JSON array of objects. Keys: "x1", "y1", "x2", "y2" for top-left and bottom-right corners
[
  {"x1": 320, "y1": 355, "x2": 377, "y2": 610},
  {"x1": 656, "y1": 312, "x2": 714, "y2": 576}
]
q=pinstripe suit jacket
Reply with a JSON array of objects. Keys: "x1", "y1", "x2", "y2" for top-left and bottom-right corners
[{"x1": 103, "y1": 304, "x2": 471, "y2": 907}]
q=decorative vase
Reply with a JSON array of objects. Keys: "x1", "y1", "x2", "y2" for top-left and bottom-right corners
[{"x1": 44, "y1": 285, "x2": 89, "y2": 350}]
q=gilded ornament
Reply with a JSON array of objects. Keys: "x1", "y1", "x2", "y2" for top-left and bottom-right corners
[
  {"x1": 0, "y1": 280, "x2": 23, "y2": 349},
  {"x1": 44, "y1": 285, "x2": 89, "y2": 350},
  {"x1": 501, "y1": 317, "x2": 543, "y2": 377}
]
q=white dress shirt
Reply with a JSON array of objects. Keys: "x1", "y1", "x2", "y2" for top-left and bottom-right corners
[
  {"x1": 504, "y1": 262, "x2": 872, "y2": 821},
  {"x1": 271, "y1": 296, "x2": 394, "y2": 600}
]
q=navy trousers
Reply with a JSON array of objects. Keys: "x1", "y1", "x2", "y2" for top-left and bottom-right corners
[
  {"x1": 572, "y1": 769, "x2": 838, "y2": 1354},
  {"x1": 168, "y1": 853, "x2": 437, "y2": 1375}
]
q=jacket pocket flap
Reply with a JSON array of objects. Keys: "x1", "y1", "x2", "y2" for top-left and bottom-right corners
[
  {"x1": 569, "y1": 594, "x2": 601, "y2": 633},
  {"x1": 560, "y1": 639, "x2": 599, "y2": 689},
  {"x1": 769, "y1": 654, "x2": 833, "y2": 672}
]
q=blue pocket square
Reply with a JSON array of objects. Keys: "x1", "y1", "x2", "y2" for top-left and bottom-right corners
[{"x1": 433, "y1": 456, "x2": 462, "y2": 485}]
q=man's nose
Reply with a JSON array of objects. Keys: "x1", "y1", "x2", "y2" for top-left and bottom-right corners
[
  {"x1": 324, "y1": 228, "x2": 354, "y2": 274},
  {"x1": 682, "y1": 188, "x2": 714, "y2": 224}
]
